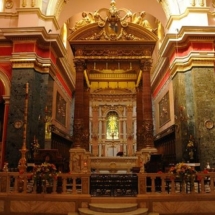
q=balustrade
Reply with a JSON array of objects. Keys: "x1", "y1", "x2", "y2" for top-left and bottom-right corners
[{"x1": 0, "y1": 172, "x2": 215, "y2": 195}]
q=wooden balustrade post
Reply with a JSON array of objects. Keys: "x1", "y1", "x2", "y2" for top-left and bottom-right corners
[
  {"x1": 161, "y1": 176, "x2": 166, "y2": 193},
  {"x1": 81, "y1": 175, "x2": 90, "y2": 194},
  {"x1": 170, "y1": 180, "x2": 175, "y2": 193},
  {"x1": 138, "y1": 173, "x2": 146, "y2": 194},
  {"x1": 151, "y1": 176, "x2": 156, "y2": 193},
  {"x1": 200, "y1": 178, "x2": 204, "y2": 193},
  {"x1": 52, "y1": 179, "x2": 57, "y2": 194},
  {"x1": 62, "y1": 177, "x2": 67, "y2": 194},
  {"x1": 72, "y1": 177, "x2": 77, "y2": 194},
  {"x1": 32, "y1": 182, "x2": 36, "y2": 194},
  {"x1": 6, "y1": 174, "x2": 10, "y2": 193},
  {"x1": 210, "y1": 176, "x2": 214, "y2": 193},
  {"x1": 23, "y1": 175, "x2": 27, "y2": 193}
]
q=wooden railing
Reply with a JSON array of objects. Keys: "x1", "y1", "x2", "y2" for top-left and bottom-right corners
[
  {"x1": 0, "y1": 171, "x2": 215, "y2": 195},
  {"x1": 138, "y1": 172, "x2": 215, "y2": 194},
  {"x1": 0, "y1": 172, "x2": 90, "y2": 194}
]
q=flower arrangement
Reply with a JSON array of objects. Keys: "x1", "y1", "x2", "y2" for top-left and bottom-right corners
[
  {"x1": 32, "y1": 162, "x2": 58, "y2": 186},
  {"x1": 169, "y1": 163, "x2": 197, "y2": 183}
]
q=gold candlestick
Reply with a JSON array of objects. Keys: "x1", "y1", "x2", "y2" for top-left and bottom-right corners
[{"x1": 18, "y1": 83, "x2": 29, "y2": 173}]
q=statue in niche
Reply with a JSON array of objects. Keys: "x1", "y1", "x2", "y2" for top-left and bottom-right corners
[
  {"x1": 106, "y1": 111, "x2": 119, "y2": 139},
  {"x1": 185, "y1": 135, "x2": 197, "y2": 163}
]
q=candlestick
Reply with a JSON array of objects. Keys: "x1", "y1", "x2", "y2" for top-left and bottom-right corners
[{"x1": 26, "y1": 83, "x2": 29, "y2": 94}]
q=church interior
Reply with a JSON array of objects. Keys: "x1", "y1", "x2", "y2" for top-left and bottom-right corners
[{"x1": 0, "y1": 0, "x2": 215, "y2": 214}]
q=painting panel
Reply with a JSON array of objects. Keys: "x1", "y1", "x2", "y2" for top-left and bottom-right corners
[
  {"x1": 56, "y1": 92, "x2": 66, "y2": 126},
  {"x1": 159, "y1": 91, "x2": 170, "y2": 127}
]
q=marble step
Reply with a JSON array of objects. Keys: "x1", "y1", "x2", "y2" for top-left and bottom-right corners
[
  {"x1": 89, "y1": 203, "x2": 138, "y2": 213},
  {"x1": 78, "y1": 207, "x2": 148, "y2": 215},
  {"x1": 68, "y1": 210, "x2": 159, "y2": 215},
  {"x1": 79, "y1": 204, "x2": 148, "y2": 215}
]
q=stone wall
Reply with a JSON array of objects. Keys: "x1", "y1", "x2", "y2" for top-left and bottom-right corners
[
  {"x1": 5, "y1": 68, "x2": 51, "y2": 168},
  {"x1": 192, "y1": 67, "x2": 215, "y2": 168},
  {"x1": 173, "y1": 67, "x2": 215, "y2": 168}
]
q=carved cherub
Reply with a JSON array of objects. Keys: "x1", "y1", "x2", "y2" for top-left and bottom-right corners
[{"x1": 131, "y1": 11, "x2": 155, "y2": 33}]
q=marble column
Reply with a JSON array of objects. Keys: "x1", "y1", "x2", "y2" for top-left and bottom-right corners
[
  {"x1": 73, "y1": 59, "x2": 86, "y2": 148},
  {"x1": 140, "y1": 59, "x2": 155, "y2": 149}
]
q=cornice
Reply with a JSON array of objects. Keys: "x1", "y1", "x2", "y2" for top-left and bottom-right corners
[
  {"x1": 75, "y1": 56, "x2": 152, "y2": 61},
  {"x1": 10, "y1": 53, "x2": 52, "y2": 74},
  {"x1": 159, "y1": 26, "x2": 215, "y2": 58},
  {"x1": 16, "y1": 8, "x2": 60, "y2": 30},
  {"x1": 170, "y1": 54, "x2": 215, "y2": 78},
  {"x1": 90, "y1": 93, "x2": 136, "y2": 103},
  {"x1": 1, "y1": 27, "x2": 66, "y2": 58},
  {"x1": 166, "y1": 7, "x2": 210, "y2": 30},
  {"x1": 90, "y1": 88, "x2": 136, "y2": 102},
  {"x1": 0, "y1": 12, "x2": 18, "y2": 18}
]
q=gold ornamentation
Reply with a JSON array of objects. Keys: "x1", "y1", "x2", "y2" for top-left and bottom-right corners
[
  {"x1": 70, "y1": 0, "x2": 156, "y2": 41},
  {"x1": 56, "y1": 92, "x2": 66, "y2": 126},
  {"x1": 31, "y1": 0, "x2": 35, "y2": 7},
  {"x1": 198, "y1": 0, "x2": 204, "y2": 6},
  {"x1": 22, "y1": 0, "x2": 26, "y2": 7},
  {"x1": 14, "y1": 120, "x2": 23, "y2": 129},
  {"x1": 190, "y1": 0, "x2": 195, "y2": 6},
  {"x1": 5, "y1": 0, "x2": 14, "y2": 9},
  {"x1": 205, "y1": 120, "x2": 214, "y2": 130},
  {"x1": 74, "y1": 59, "x2": 86, "y2": 72},
  {"x1": 131, "y1": 11, "x2": 155, "y2": 32},
  {"x1": 72, "y1": 12, "x2": 95, "y2": 32},
  {"x1": 140, "y1": 59, "x2": 153, "y2": 71},
  {"x1": 213, "y1": 0, "x2": 215, "y2": 8},
  {"x1": 142, "y1": 120, "x2": 154, "y2": 147}
]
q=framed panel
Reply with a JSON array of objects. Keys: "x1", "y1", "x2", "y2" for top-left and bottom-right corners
[
  {"x1": 159, "y1": 91, "x2": 170, "y2": 127},
  {"x1": 55, "y1": 92, "x2": 66, "y2": 126}
]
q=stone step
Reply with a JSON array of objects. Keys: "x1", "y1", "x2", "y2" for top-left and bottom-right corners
[
  {"x1": 89, "y1": 203, "x2": 138, "y2": 213},
  {"x1": 148, "y1": 213, "x2": 159, "y2": 215},
  {"x1": 78, "y1": 207, "x2": 148, "y2": 215}
]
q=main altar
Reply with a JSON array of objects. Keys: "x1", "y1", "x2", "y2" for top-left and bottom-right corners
[{"x1": 67, "y1": 0, "x2": 158, "y2": 175}]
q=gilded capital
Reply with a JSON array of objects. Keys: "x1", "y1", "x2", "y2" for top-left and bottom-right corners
[
  {"x1": 74, "y1": 59, "x2": 86, "y2": 72},
  {"x1": 140, "y1": 59, "x2": 153, "y2": 71}
]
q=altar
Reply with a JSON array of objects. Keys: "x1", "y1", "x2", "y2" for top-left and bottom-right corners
[{"x1": 90, "y1": 156, "x2": 138, "y2": 173}]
